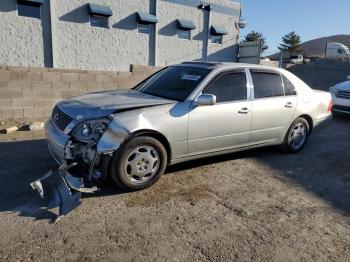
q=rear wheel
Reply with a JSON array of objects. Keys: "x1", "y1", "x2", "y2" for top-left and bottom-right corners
[
  {"x1": 110, "y1": 136, "x2": 167, "y2": 191},
  {"x1": 281, "y1": 117, "x2": 310, "y2": 153}
]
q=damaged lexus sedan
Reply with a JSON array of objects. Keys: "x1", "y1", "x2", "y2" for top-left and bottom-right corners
[{"x1": 31, "y1": 62, "x2": 332, "y2": 216}]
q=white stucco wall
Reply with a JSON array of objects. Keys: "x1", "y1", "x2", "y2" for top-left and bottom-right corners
[
  {"x1": 0, "y1": 0, "x2": 52, "y2": 67},
  {"x1": 0, "y1": 0, "x2": 241, "y2": 71},
  {"x1": 157, "y1": 1, "x2": 204, "y2": 65},
  {"x1": 157, "y1": 0, "x2": 241, "y2": 65},
  {"x1": 54, "y1": 0, "x2": 152, "y2": 71},
  {"x1": 208, "y1": 8, "x2": 240, "y2": 62}
]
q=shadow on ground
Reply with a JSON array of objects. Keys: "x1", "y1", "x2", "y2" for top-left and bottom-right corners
[{"x1": 0, "y1": 118, "x2": 349, "y2": 221}]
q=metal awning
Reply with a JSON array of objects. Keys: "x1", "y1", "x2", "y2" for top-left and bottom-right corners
[
  {"x1": 211, "y1": 25, "x2": 228, "y2": 36},
  {"x1": 88, "y1": 3, "x2": 113, "y2": 17},
  {"x1": 18, "y1": 0, "x2": 44, "y2": 5},
  {"x1": 177, "y1": 19, "x2": 196, "y2": 30},
  {"x1": 136, "y1": 12, "x2": 158, "y2": 24}
]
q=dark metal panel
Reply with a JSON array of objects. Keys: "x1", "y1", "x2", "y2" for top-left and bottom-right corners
[
  {"x1": 210, "y1": 25, "x2": 228, "y2": 35},
  {"x1": 88, "y1": 3, "x2": 113, "y2": 17},
  {"x1": 177, "y1": 19, "x2": 196, "y2": 30},
  {"x1": 18, "y1": 0, "x2": 44, "y2": 5},
  {"x1": 136, "y1": 12, "x2": 158, "y2": 24}
]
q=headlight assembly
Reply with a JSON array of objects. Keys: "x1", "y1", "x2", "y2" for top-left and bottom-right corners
[{"x1": 71, "y1": 118, "x2": 111, "y2": 142}]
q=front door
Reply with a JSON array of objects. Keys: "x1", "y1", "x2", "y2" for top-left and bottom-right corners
[{"x1": 188, "y1": 70, "x2": 252, "y2": 155}]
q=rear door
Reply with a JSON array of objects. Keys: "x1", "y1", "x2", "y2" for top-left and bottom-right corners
[
  {"x1": 249, "y1": 69, "x2": 298, "y2": 144},
  {"x1": 187, "y1": 70, "x2": 252, "y2": 155}
]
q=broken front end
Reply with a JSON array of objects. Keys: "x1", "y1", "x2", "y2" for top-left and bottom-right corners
[{"x1": 31, "y1": 112, "x2": 128, "y2": 216}]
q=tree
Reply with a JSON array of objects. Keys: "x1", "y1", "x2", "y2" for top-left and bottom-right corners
[
  {"x1": 243, "y1": 31, "x2": 268, "y2": 52},
  {"x1": 278, "y1": 31, "x2": 302, "y2": 55}
]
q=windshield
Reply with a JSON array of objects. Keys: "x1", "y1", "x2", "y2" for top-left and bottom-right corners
[{"x1": 134, "y1": 66, "x2": 211, "y2": 101}]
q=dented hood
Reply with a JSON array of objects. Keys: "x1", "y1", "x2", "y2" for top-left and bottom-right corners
[
  {"x1": 57, "y1": 89, "x2": 175, "y2": 119},
  {"x1": 334, "y1": 80, "x2": 350, "y2": 92}
]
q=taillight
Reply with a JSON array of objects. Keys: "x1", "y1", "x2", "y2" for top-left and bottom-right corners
[{"x1": 327, "y1": 100, "x2": 332, "y2": 112}]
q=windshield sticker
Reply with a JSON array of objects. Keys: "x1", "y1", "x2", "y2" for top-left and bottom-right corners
[{"x1": 182, "y1": 75, "x2": 202, "y2": 81}]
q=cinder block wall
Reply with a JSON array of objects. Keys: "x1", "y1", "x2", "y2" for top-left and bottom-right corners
[{"x1": 0, "y1": 65, "x2": 161, "y2": 120}]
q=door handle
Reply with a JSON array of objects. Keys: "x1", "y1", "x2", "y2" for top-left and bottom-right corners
[
  {"x1": 284, "y1": 102, "x2": 293, "y2": 108},
  {"x1": 238, "y1": 107, "x2": 250, "y2": 114}
]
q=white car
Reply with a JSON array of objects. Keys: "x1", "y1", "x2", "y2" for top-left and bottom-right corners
[
  {"x1": 290, "y1": 55, "x2": 304, "y2": 64},
  {"x1": 330, "y1": 75, "x2": 350, "y2": 116}
]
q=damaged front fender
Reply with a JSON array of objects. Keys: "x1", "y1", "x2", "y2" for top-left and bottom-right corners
[{"x1": 96, "y1": 121, "x2": 130, "y2": 154}]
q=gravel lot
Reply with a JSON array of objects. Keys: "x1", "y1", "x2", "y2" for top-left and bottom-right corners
[{"x1": 0, "y1": 117, "x2": 349, "y2": 261}]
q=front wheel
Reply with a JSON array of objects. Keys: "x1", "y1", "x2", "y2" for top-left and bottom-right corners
[
  {"x1": 110, "y1": 136, "x2": 167, "y2": 191},
  {"x1": 281, "y1": 117, "x2": 310, "y2": 153}
]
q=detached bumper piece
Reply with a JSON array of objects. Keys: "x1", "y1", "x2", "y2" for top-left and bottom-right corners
[{"x1": 30, "y1": 162, "x2": 98, "y2": 218}]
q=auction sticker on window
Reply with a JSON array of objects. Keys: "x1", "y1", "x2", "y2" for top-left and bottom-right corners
[{"x1": 182, "y1": 75, "x2": 202, "y2": 81}]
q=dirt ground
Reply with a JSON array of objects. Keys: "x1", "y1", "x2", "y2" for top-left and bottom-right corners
[{"x1": 0, "y1": 117, "x2": 350, "y2": 262}]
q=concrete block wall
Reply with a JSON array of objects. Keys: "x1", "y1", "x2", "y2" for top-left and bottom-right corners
[{"x1": 0, "y1": 65, "x2": 161, "y2": 120}]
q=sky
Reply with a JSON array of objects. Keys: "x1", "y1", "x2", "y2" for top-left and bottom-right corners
[{"x1": 237, "y1": 0, "x2": 350, "y2": 55}]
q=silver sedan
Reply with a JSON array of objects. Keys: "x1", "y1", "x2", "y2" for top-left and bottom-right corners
[{"x1": 44, "y1": 62, "x2": 332, "y2": 193}]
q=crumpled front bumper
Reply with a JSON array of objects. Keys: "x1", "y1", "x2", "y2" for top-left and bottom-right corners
[
  {"x1": 38, "y1": 118, "x2": 128, "y2": 218},
  {"x1": 30, "y1": 162, "x2": 98, "y2": 217},
  {"x1": 46, "y1": 119, "x2": 69, "y2": 165}
]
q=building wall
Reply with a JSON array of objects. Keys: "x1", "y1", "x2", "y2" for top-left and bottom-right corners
[
  {"x1": 0, "y1": 0, "x2": 52, "y2": 67},
  {"x1": 54, "y1": 0, "x2": 152, "y2": 71},
  {"x1": 157, "y1": 1, "x2": 204, "y2": 65},
  {"x1": 207, "y1": 2, "x2": 240, "y2": 62},
  {"x1": 0, "y1": 0, "x2": 241, "y2": 71}
]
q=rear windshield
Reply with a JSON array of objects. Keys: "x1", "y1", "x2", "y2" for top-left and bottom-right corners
[{"x1": 134, "y1": 66, "x2": 211, "y2": 101}]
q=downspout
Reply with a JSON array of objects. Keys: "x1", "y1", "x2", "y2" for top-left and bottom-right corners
[
  {"x1": 154, "y1": 0, "x2": 158, "y2": 66},
  {"x1": 49, "y1": 0, "x2": 57, "y2": 68},
  {"x1": 201, "y1": 4, "x2": 211, "y2": 61}
]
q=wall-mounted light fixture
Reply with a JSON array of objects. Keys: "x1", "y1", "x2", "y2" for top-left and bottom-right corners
[{"x1": 237, "y1": 19, "x2": 247, "y2": 29}]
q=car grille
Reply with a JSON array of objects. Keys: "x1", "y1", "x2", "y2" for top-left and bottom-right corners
[
  {"x1": 52, "y1": 106, "x2": 73, "y2": 131},
  {"x1": 336, "y1": 90, "x2": 350, "y2": 99}
]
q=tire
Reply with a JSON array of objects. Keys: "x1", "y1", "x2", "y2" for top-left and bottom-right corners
[
  {"x1": 110, "y1": 136, "x2": 167, "y2": 191},
  {"x1": 281, "y1": 117, "x2": 310, "y2": 154}
]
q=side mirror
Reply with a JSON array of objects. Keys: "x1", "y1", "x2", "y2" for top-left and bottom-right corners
[
  {"x1": 195, "y1": 94, "x2": 216, "y2": 106},
  {"x1": 347, "y1": 75, "x2": 350, "y2": 80}
]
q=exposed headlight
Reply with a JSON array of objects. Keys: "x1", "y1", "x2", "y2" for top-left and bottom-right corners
[
  {"x1": 71, "y1": 118, "x2": 111, "y2": 142},
  {"x1": 81, "y1": 123, "x2": 91, "y2": 137}
]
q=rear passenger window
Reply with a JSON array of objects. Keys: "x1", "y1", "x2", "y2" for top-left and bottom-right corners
[
  {"x1": 203, "y1": 72, "x2": 247, "y2": 103},
  {"x1": 251, "y1": 71, "x2": 284, "y2": 99},
  {"x1": 282, "y1": 75, "x2": 297, "y2": 96}
]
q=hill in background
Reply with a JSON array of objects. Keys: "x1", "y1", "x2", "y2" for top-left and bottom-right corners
[{"x1": 269, "y1": 34, "x2": 350, "y2": 60}]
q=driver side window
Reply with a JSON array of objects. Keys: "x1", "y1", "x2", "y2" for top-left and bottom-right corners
[{"x1": 203, "y1": 72, "x2": 247, "y2": 103}]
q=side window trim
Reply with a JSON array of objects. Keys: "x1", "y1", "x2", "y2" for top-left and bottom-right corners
[
  {"x1": 249, "y1": 69, "x2": 286, "y2": 100},
  {"x1": 201, "y1": 69, "x2": 249, "y2": 104},
  {"x1": 281, "y1": 74, "x2": 298, "y2": 96},
  {"x1": 280, "y1": 73, "x2": 286, "y2": 96}
]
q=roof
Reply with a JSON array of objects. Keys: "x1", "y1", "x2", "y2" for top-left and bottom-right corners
[
  {"x1": 177, "y1": 19, "x2": 196, "y2": 30},
  {"x1": 210, "y1": 25, "x2": 228, "y2": 36},
  {"x1": 136, "y1": 12, "x2": 158, "y2": 24},
  {"x1": 178, "y1": 61, "x2": 283, "y2": 72},
  {"x1": 327, "y1": 42, "x2": 349, "y2": 49},
  {"x1": 88, "y1": 3, "x2": 113, "y2": 17},
  {"x1": 20, "y1": 0, "x2": 44, "y2": 5}
]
